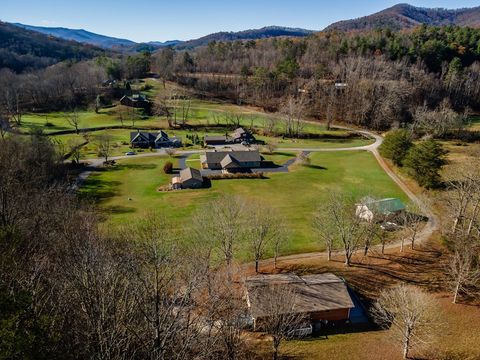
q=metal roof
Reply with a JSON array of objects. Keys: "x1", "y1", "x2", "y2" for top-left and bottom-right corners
[{"x1": 362, "y1": 198, "x2": 406, "y2": 215}]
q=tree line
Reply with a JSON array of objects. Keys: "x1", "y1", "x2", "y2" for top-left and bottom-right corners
[{"x1": 151, "y1": 26, "x2": 480, "y2": 131}]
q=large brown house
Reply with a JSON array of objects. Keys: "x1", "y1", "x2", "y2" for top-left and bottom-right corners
[
  {"x1": 200, "y1": 149, "x2": 262, "y2": 172},
  {"x1": 245, "y1": 273, "x2": 355, "y2": 332}
]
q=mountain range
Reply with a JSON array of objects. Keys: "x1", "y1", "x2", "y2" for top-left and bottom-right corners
[
  {"x1": 324, "y1": 3, "x2": 480, "y2": 32},
  {"x1": 4, "y1": 3, "x2": 480, "y2": 60},
  {"x1": 11, "y1": 23, "x2": 314, "y2": 51},
  {"x1": 13, "y1": 23, "x2": 182, "y2": 50},
  {"x1": 11, "y1": 4, "x2": 480, "y2": 52},
  {"x1": 175, "y1": 26, "x2": 315, "y2": 49}
]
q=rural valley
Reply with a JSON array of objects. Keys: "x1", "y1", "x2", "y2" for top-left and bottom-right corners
[{"x1": 1, "y1": 2, "x2": 480, "y2": 360}]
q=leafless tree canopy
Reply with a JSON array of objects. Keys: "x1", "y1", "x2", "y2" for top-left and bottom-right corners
[
  {"x1": 314, "y1": 192, "x2": 376, "y2": 265},
  {"x1": 371, "y1": 285, "x2": 442, "y2": 359},
  {"x1": 253, "y1": 285, "x2": 306, "y2": 360}
]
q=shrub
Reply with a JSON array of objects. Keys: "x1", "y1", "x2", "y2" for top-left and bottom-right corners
[
  {"x1": 163, "y1": 161, "x2": 173, "y2": 174},
  {"x1": 379, "y1": 129, "x2": 413, "y2": 166}
]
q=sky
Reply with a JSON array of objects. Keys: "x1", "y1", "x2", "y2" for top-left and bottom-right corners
[{"x1": 1, "y1": 0, "x2": 479, "y2": 42}]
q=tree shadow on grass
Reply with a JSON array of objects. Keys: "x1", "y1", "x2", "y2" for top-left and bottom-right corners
[
  {"x1": 108, "y1": 163, "x2": 157, "y2": 172},
  {"x1": 304, "y1": 164, "x2": 328, "y2": 170},
  {"x1": 349, "y1": 248, "x2": 446, "y2": 294},
  {"x1": 79, "y1": 178, "x2": 122, "y2": 203},
  {"x1": 104, "y1": 205, "x2": 137, "y2": 215},
  {"x1": 273, "y1": 151, "x2": 297, "y2": 157}
]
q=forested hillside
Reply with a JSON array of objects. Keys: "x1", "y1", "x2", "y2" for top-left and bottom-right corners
[
  {"x1": 0, "y1": 21, "x2": 106, "y2": 72},
  {"x1": 13, "y1": 23, "x2": 137, "y2": 49},
  {"x1": 153, "y1": 25, "x2": 480, "y2": 130},
  {"x1": 325, "y1": 3, "x2": 480, "y2": 32},
  {"x1": 176, "y1": 26, "x2": 314, "y2": 49}
]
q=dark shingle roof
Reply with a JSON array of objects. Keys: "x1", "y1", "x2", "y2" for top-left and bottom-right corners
[
  {"x1": 130, "y1": 131, "x2": 170, "y2": 143},
  {"x1": 205, "y1": 150, "x2": 262, "y2": 164},
  {"x1": 246, "y1": 273, "x2": 354, "y2": 319},
  {"x1": 180, "y1": 167, "x2": 203, "y2": 183},
  {"x1": 220, "y1": 154, "x2": 241, "y2": 169},
  {"x1": 130, "y1": 131, "x2": 154, "y2": 142}
]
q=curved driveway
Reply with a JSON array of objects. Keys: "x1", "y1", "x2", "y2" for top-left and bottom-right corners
[{"x1": 78, "y1": 126, "x2": 438, "y2": 254}]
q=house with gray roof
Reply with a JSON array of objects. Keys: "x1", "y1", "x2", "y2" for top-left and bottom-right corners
[
  {"x1": 245, "y1": 273, "x2": 355, "y2": 332},
  {"x1": 130, "y1": 130, "x2": 182, "y2": 149},
  {"x1": 200, "y1": 149, "x2": 262, "y2": 172}
]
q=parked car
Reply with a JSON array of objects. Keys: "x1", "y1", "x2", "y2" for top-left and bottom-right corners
[
  {"x1": 380, "y1": 222, "x2": 398, "y2": 231},
  {"x1": 125, "y1": 151, "x2": 136, "y2": 156}
]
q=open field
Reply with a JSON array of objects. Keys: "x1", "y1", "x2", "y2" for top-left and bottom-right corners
[
  {"x1": 47, "y1": 128, "x2": 373, "y2": 160},
  {"x1": 81, "y1": 150, "x2": 408, "y2": 259},
  {"x1": 14, "y1": 79, "x2": 374, "y2": 162}
]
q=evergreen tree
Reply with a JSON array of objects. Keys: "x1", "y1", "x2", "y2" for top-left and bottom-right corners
[
  {"x1": 403, "y1": 139, "x2": 447, "y2": 189},
  {"x1": 379, "y1": 129, "x2": 413, "y2": 167}
]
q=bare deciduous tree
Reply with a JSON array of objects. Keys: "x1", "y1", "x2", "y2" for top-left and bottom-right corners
[
  {"x1": 66, "y1": 109, "x2": 81, "y2": 134},
  {"x1": 445, "y1": 160, "x2": 480, "y2": 238},
  {"x1": 123, "y1": 213, "x2": 206, "y2": 360},
  {"x1": 164, "y1": 147, "x2": 176, "y2": 157},
  {"x1": 371, "y1": 285, "x2": 441, "y2": 359},
  {"x1": 195, "y1": 195, "x2": 247, "y2": 270},
  {"x1": 253, "y1": 285, "x2": 306, "y2": 360},
  {"x1": 247, "y1": 203, "x2": 284, "y2": 273},
  {"x1": 263, "y1": 115, "x2": 278, "y2": 136},
  {"x1": 447, "y1": 238, "x2": 480, "y2": 304},
  {"x1": 280, "y1": 96, "x2": 306, "y2": 138},
  {"x1": 316, "y1": 192, "x2": 374, "y2": 266},
  {"x1": 97, "y1": 133, "x2": 113, "y2": 163},
  {"x1": 313, "y1": 206, "x2": 336, "y2": 261},
  {"x1": 401, "y1": 204, "x2": 424, "y2": 251},
  {"x1": 204, "y1": 268, "x2": 249, "y2": 360},
  {"x1": 68, "y1": 138, "x2": 84, "y2": 164}
]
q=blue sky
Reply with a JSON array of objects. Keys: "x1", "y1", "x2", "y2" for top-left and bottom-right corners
[{"x1": 1, "y1": 0, "x2": 479, "y2": 42}]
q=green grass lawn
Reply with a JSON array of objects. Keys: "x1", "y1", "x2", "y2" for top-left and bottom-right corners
[
  {"x1": 81, "y1": 151, "x2": 408, "y2": 260},
  {"x1": 47, "y1": 126, "x2": 371, "y2": 160},
  {"x1": 18, "y1": 80, "x2": 368, "y2": 159},
  {"x1": 20, "y1": 107, "x2": 168, "y2": 134}
]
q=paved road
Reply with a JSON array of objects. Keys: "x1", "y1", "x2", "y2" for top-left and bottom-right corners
[{"x1": 77, "y1": 126, "x2": 438, "y2": 257}]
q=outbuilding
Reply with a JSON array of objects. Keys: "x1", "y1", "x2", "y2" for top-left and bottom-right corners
[
  {"x1": 356, "y1": 197, "x2": 406, "y2": 222},
  {"x1": 179, "y1": 167, "x2": 204, "y2": 189}
]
